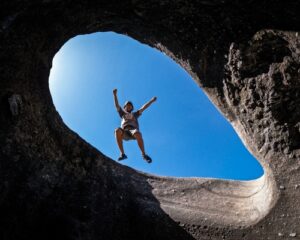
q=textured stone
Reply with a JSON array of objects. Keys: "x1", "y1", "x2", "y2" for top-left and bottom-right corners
[
  {"x1": 7, "y1": 93, "x2": 22, "y2": 116},
  {"x1": 290, "y1": 233, "x2": 297, "y2": 237},
  {"x1": 1, "y1": 0, "x2": 300, "y2": 240}
]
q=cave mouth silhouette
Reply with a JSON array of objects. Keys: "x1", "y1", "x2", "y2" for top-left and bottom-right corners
[
  {"x1": 49, "y1": 31, "x2": 263, "y2": 180},
  {"x1": 4, "y1": 1, "x2": 298, "y2": 237},
  {"x1": 45, "y1": 29, "x2": 275, "y2": 228}
]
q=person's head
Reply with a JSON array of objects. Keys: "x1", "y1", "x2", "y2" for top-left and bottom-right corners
[{"x1": 123, "y1": 101, "x2": 134, "y2": 112}]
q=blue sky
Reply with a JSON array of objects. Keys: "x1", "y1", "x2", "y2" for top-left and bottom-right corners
[{"x1": 49, "y1": 32, "x2": 263, "y2": 180}]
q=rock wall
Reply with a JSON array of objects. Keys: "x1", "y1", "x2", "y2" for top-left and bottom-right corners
[{"x1": 1, "y1": 1, "x2": 300, "y2": 239}]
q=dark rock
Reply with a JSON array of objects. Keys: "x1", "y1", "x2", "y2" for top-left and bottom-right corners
[{"x1": 1, "y1": 1, "x2": 300, "y2": 240}]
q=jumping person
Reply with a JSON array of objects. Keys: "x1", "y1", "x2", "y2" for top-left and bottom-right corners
[{"x1": 113, "y1": 88, "x2": 157, "y2": 163}]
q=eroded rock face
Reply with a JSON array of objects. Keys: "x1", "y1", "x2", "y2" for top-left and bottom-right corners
[{"x1": 1, "y1": 1, "x2": 300, "y2": 239}]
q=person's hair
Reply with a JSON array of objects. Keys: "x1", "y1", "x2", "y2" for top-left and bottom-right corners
[{"x1": 123, "y1": 101, "x2": 134, "y2": 110}]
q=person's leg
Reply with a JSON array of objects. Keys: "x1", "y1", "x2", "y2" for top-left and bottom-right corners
[
  {"x1": 133, "y1": 131, "x2": 152, "y2": 163},
  {"x1": 115, "y1": 128, "x2": 125, "y2": 155},
  {"x1": 133, "y1": 132, "x2": 145, "y2": 155}
]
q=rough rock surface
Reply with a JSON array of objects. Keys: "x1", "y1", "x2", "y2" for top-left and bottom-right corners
[{"x1": 1, "y1": 1, "x2": 300, "y2": 239}]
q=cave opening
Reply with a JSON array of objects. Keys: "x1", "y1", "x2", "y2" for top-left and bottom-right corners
[
  {"x1": 49, "y1": 31, "x2": 263, "y2": 180},
  {"x1": 3, "y1": 2, "x2": 298, "y2": 236}
]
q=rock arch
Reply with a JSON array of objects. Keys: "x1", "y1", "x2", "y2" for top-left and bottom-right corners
[{"x1": 1, "y1": 1, "x2": 300, "y2": 239}]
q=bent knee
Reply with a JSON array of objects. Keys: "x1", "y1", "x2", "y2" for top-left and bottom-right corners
[
  {"x1": 115, "y1": 128, "x2": 123, "y2": 135},
  {"x1": 133, "y1": 131, "x2": 142, "y2": 138}
]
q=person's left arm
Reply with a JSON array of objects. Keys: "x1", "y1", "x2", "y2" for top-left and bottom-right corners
[{"x1": 137, "y1": 97, "x2": 157, "y2": 115}]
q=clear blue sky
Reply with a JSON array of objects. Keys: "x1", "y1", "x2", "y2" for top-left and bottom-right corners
[{"x1": 49, "y1": 32, "x2": 263, "y2": 180}]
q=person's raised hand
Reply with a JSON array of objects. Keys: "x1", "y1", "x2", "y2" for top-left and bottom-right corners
[
  {"x1": 151, "y1": 96, "x2": 157, "y2": 102},
  {"x1": 113, "y1": 89, "x2": 118, "y2": 95}
]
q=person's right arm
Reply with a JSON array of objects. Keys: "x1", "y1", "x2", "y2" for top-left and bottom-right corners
[{"x1": 113, "y1": 89, "x2": 121, "y2": 111}]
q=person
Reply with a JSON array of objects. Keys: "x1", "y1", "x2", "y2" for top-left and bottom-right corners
[{"x1": 113, "y1": 88, "x2": 157, "y2": 163}]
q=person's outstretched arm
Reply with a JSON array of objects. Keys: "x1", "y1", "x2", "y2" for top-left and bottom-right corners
[
  {"x1": 113, "y1": 89, "x2": 121, "y2": 110},
  {"x1": 138, "y1": 97, "x2": 157, "y2": 114}
]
